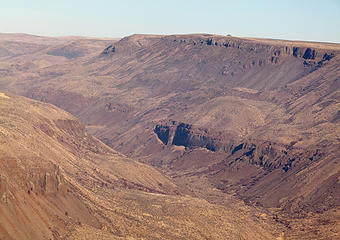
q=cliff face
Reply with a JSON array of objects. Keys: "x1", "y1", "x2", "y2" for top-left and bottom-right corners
[
  {"x1": 154, "y1": 120, "x2": 323, "y2": 171},
  {"x1": 154, "y1": 120, "x2": 231, "y2": 152},
  {"x1": 103, "y1": 34, "x2": 335, "y2": 63}
]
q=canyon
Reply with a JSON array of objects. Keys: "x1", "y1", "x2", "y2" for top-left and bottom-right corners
[{"x1": 0, "y1": 33, "x2": 339, "y2": 239}]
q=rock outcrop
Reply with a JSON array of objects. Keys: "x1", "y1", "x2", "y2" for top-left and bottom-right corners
[{"x1": 154, "y1": 120, "x2": 234, "y2": 152}]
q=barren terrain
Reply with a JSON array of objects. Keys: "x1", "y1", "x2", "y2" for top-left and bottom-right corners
[{"x1": 0, "y1": 33, "x2": 340, "y2": 239}]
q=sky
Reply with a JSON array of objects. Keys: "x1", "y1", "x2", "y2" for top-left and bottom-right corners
[{"x1": 1, "y1": 0, "x2": 340, "y2": 43}]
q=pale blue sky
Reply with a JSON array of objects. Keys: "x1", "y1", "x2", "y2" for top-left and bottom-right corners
[{"x1": 1, "y1": 0, "x2": 340, "y2": 43}]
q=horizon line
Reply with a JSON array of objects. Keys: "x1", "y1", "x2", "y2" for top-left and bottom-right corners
[{"x1": 1, "y1": 31, "x2": 340, "y2": 45}]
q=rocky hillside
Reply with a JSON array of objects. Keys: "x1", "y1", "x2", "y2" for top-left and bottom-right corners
[{"x1": 0, "y1": 92, "x2": 281, "y2": 240}]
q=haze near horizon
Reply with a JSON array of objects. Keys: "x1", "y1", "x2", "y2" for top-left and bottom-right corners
[{"x1": 1, "y1": 0, "x2": 340, "y2": 43}]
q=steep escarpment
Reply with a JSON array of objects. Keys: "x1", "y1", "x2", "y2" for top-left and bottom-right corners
[
  {"x1": 154, "y1": 120, "x2": 324, "y2": 172},
  {"x1": 153, "y1": 120, "x2": 339, "y2": 216},
  {"x1": 103, "y1": 34, "x2": 335, "y2": 65},
  {"x1": 99, "y1": 34, "x2": 336, "y2": 91}
]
